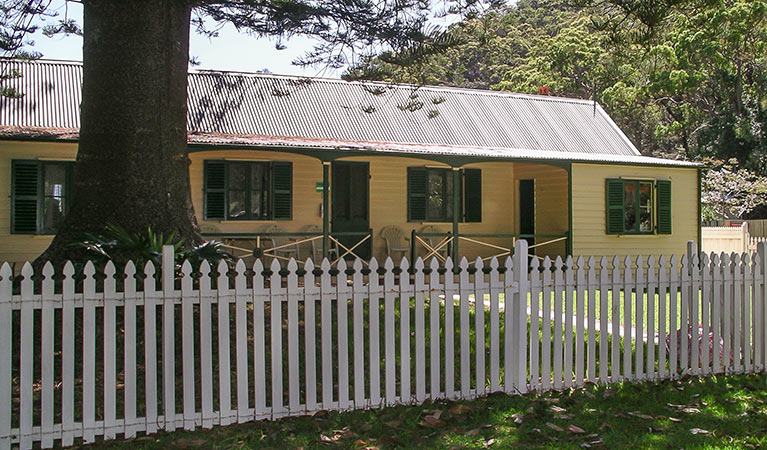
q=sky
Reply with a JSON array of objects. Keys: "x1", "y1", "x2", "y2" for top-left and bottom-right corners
[{"x1": 28, "y1": 1, "x2": 336, "y2": 77}]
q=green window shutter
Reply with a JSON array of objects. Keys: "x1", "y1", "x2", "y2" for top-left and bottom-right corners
[
  {"x1": 203, "y1": 161, "x2": 226, "y2": 219},
  {"x1": 11, "y1": 161, "x2": 40, "y2": 234},
  {"x1": 407, "y1": 167, "x2": 427, "y2": 221},
  {"x1": 605, "y1": 178, "x2": 624, "y2": 234},
  {"x1": 463, "y1": 168, "x2": 482, "y2": 222},
  {"x1": 272, "y1": 162, "x2": 292, "y2": 219},
  {"x1": 656, "y1": 180, "x2": 672, "y2": 234}
]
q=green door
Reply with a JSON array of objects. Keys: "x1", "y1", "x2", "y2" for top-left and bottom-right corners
[
  {"x1": 519, "y1": 179, "x2": 535, "y2": 255},
  {"x1": 332, "y1": 161, "x2": 371, "y2": 260}
]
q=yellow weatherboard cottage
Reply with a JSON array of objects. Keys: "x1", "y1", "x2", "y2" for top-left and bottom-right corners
[{"x1": 0, "y1": 59, "x2": 701, "y2": 267}]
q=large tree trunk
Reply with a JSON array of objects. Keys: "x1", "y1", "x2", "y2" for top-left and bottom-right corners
[{"x1": 37, "y1": 0, "x2": 202, "y2": 265}]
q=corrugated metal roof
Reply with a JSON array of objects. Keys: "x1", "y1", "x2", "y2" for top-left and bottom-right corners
[{"x1": 0, "y1": 58, "x2": 698, "y2": 166}]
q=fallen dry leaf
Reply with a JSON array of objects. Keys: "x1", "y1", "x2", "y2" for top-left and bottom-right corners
[
  {"x1": 511, "y1": 413, "x2": 524, "y2": 424},
  {"x1": 420, "y1": 415, "x2": 445, "y2": 427},
  {"x1": 682, "y1": 407, "x2": 701, "y2": 414},
  {"x1": 669, "y1": 417, "x2": 683, "y2": 422},
  {"x1": 450, "y1": 404, "x2": 473, "y2": 415},
  {"x1": 320, "y1": 434, "x2": 337, "y2": 443},
  {"x1": 567, "y1": 424, "x2": 586, "y2": 434},
  {"x1": 627, "y1": 412, "x2": 654, "y2": 420},
  {"x1": 690, "y1": 428, "x2": 710, "y2": 435},
  {"x1": 546, "y1": 422, "x2": 564, "y2": 432},
  {"x1": 483, "y1": 438, "x2": 496, "y2": 447},
  {"x1": 550, "y1": 405, "x2": 567, "y2": 413},
  {"x1": 467, "y1": 428, "x2": 481, "y2": 437}
]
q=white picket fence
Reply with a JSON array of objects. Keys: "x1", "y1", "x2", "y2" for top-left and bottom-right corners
[{"x1": 1, "y1": 241, "x2": 767, "y2": 449}]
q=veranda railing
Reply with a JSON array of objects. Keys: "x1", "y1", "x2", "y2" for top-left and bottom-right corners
[{"x1": 1, "y1": 241, "x2": 766, "y2": 449}]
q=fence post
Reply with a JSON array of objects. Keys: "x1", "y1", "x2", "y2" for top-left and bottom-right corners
[
  {"x1": 513, "y1": 239, "x2": 529, "y2": 393},
  {"x1": 0, "y1": 263, "x2": 11, "y2": 450},
  {"x1": 760, "y1": 242, "x2": 767, "y2": 372}
]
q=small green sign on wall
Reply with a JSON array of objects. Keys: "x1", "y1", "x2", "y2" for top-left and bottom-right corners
[{"x1": 316, "y1": 181, "x2": 325, "y2": 192}]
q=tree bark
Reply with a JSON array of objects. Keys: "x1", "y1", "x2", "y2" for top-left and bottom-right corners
[{"x1": 37, "y1": 0, "x2": 202, "y2": 265}]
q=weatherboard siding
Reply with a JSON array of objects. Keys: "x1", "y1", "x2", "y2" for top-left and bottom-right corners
[{"x1": 570, "y1": 163, "x2": 698, "y2": 258}]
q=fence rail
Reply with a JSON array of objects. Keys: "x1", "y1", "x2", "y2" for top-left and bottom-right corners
[{"x1": 1, "y1": 241, "x2": 766, "y2": 449}]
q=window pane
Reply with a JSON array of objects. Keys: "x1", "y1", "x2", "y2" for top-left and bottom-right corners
[
  {"x1": 250, "y1": 163, "x2": 269, "y2": 218},
  {"x1": 228, "y1": 163, "x2": 247, "y2": 189},
  {"x1": 44, "y1": 165, "x2": 67, "y2": 197},
  {"x1": 427, "y1": 171, "x2": 445, "y2": 220},
  {"x1": 639, "y1": 182, "x2": 653, "y2": 232},
  {"x1": 624, "y1": 182, "x2": 637, "y2": 231},
  {"x1": 42, "y1": 197, "x2": 65, "y2": 232},
  {"x1": 228, "y1": 190, "x2": 247, "y2": 218},
  {"x1": 250, "y1": 191, "x2": 266, "y2": 217}
]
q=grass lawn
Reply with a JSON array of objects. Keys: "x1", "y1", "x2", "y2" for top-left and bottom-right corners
[{"x1": 73, "y1": 374, "x2": 767, "y2": 449}]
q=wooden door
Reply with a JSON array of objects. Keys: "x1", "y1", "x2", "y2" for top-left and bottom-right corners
[{"x1": 332, "y1": 161, "x2": 371, "y2": 260}]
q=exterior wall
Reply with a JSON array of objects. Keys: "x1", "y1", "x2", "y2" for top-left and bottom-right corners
[
  {"x1": 0, "y1": 140, "x2": 77, "y2": 266},
  {"x1": 512, "y1": 163, "x2": 569, "y2": 258},
  {"x1": 570, "y1": 162, "x2": 699, "y2": 258},
  {"x1": 192, "y1": 151, "x2": 519, "y2": 262}
]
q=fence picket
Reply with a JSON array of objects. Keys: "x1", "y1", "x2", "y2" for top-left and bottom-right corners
[
  {"x1": 399, "y1": 258, "x2": 412, "y2": 403},
  {"x1": 459, "y1": 258, "x2": 471, "y2": 398},
  {"x1": 658, "y1": 256, "x2": 668, "y2": 379},
  {"x1": 351, "y1": 259, "x2": 364, "y2": 408},
  {"x1": 429, "y1": 258, "x2": 442, "y2": 399},
  {"x1": 489, "y1": 258, "x2": 501, "y2": 393},
  {"x1": 40, "y1": 263, "x2": 55, "y2": 448},
  {"x1": 18, "y1": 264, "x2": 33, "y2": 449},
  {"x1": 753, "y1": 251, "x2": 763, "y2": 372},
  {"x1": 199, "y1": 262, "x2": 215, "y2": 427},
  {"x1": 564, "y1": 256, "x2": 574, "y2": 388},
  {"x1": 722, "y1": 253, "x2": 733, "y2": 373},
  {"x1": 733, "y1": 254, "x2": 743, "y2": 372},
  {"x1": 285, "y1": 259, "x2": 299, "y2": 414},
  {"x1": 647, "y1": 255, "x2": 657, "y2": 380},
  {"x1": 235, "y1": 260, "x2": 250, "y2": 421},
  {"x1": 337, "y1": 259, "x2": 351, "y2": 410},
  {"x1": 553, "y1": 257, "x2": 564, "y2": 390},
  {"x1": 635, "y1": 256, "x2": 645, "y2": 380},
  {"x1": 368, "y1": 258, "x2": 381, "y2": 406},
  {"x1": 541, "y1": 257, "x2": 552, "y2": 391},
  {"x1": 444, "y1": 258, "x2": 456, "y2": 399},
  {"x1": 82, "y1": 262, "x2": 96, "y2": 444},
  {"x1": 143, "y1": 262, "x2": 158, "y2": 434},
  {"x1": 760, "y1": 243, "x2": 767, "y2": 368},
  {"x1": 0, "y1": 263, "x2": 10, "y2": 450},
  {"x1": 303, "y1": 259, "x2": 318, "y2": 412},
  {"x1": 711, "y1": 255, "x2": 722, "y2": 374},
  {"x1": 383, "y1": 258, "x2": 396, "y2": 406},
  {"x1": 475, "y1": 257, "x2": 486, "y2": 397},
  {"x1": 218, "y1": 260, "x2": 233, "y2": 424},
  {"x1": 181, "y1": 261, "x2": 196, "y2": 430},
  {"x1": 690, "y1": 253, "x2": 700, "y2": 375},
  {"x1": 598, "y1": 257, "x2": 608, "y2": 384},
  {"x1": 743, "y1": 254, "x2": 752, "y2": 372},
  {"x1": 414, "y1": 258, "x2": 426, "y2": 402},
  {"x1": 269, "y1": 258, "x2": 285, "y2": 417},
  {"x1": 123, "y1": 262, "x2": 138, "y2": 438},
  {"x1": 610, "y1": 256, "x2": 622, "y2": 382},
  {"x1": 700, "y1": 254, "x2": 711, "y2": 374},
  {"x1": 669, "y1": 257, "x2": 679, "y2": 377},
  {"x1": 622, "y1": 256, "x2": 633, "y2": 381},
  {"x1": 162, "y1": 246, "x2": 176, "y2": 432},
  {"x1": 529, "y1": 257, "x2": 541, "y2": 391},
  {"x1": 587, "y1": 257, "x2": 597, "y2": 383},
  {"x1": 575, "y1": 256, "x2": 586, "y2": 387},
  {"x1": 102, "y1": 262, "x2": 117, "y2": 440}
]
